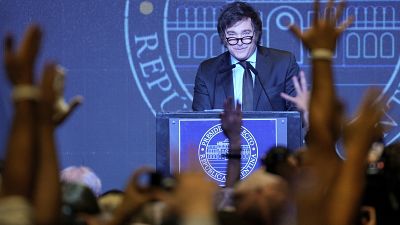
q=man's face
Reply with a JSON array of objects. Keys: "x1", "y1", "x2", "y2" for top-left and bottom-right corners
[{"x1": 224, "y1": 18, "x2": 257, "y2": 61}]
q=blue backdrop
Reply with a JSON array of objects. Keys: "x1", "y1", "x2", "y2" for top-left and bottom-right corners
[{"x1": 1, "y1": 0, "x2": 399, "y2": 191}]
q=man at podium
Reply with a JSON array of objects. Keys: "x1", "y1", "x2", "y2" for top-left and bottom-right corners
[{"x1": 192, "y1": 1, "x2": 304, "y2": 115}]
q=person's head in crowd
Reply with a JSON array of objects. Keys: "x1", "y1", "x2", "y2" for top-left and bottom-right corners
[
  {"x1": 262, "y1": 146, "x2": 299, "y2": 181},
  {"x1": 97, "y1": 189, "x2": 124, "y2": 221},
  {"x1": 359, "y1": 142, "x2": 400, "y2": 225},
  {"x1": 380, "y1": 142, "x2": 400, "y2": 185},
  {"x1": 217, "y1": 1, "x2": 261, "y2": 61},
  {"x1": 233, "y1": 169, "x2": 290, "y2": 225},
  {"x1": 98, "y1": 188, "x2": 165, "y2": 225},
  {"x1": 379, "y1": 142, "x2": 400, "y2": 222},
  {"x1": 61, "y1": 182, "x2": 100, "y2": 225},
  {"x1": 60, "y1": 166, "x2": 102, "y2": 196}
]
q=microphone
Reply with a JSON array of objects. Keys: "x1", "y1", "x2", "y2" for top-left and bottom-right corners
[
  {"x1": 245, "y1": 61, "x2": 275, "y2": 111},
  {"x1": 213, "y1": 64, "x2": 236, "y2": 108},
  {"x1": 218, "y1": 64, "x2": 236, "y2": 74}
]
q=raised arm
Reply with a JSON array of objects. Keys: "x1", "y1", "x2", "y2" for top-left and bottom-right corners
[
  {"x1": 220, "y1": 97, "x2": 242, "y2": 187},
  {"x1": 33, "y1": 63, "x2": 63, "y2": 225},
  {"x1": 3, "y1": 25, "x2": 83, "y2": 225},
  {"x1": 280, "y1": 71, "x2": 310, "y2": 128},
  {"x1": 289, "y1": 0, "x2": 352, "y2": 149},
  {"x1": 288, "y1": 1, "x2": 353, "y2": 225},
  {"x1": 2, "y1": 25, "x2": 41, "y2": 199},
  {"x1": 327, "y1": 90, "x2": 385, "y2": 225}
]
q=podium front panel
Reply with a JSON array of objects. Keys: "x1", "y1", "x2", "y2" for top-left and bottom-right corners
[{"x1": 157, "y1": 112, "x2": 302, "y2": 185}]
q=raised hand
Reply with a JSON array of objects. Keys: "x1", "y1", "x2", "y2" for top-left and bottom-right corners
[
  {"x1": 50, "y1": 66, "x2": 83, "y2": 125},
  {"x1": 38, "y1": 64, "x2": 82, "y2": 125},
  {"x1": 107, "y1": 167, "x2": 165, "y2": 225},
  {"x1": 220, "y1": 97, "x2": 242, "y2": 143},
  {"x1": 288, "y1": 1, "x2": 358, "y2": 225},
  {"x1": 324, "y1": 89, "x2": 386, "y2": 225},
  {"x1": 53, "y1": 96, "x2": 83, "y2": 125},
  {"x1": 281, "y1": 71, "x2": 310, "y2": 127},
  {"x1": 289, "y1": 0, "x2": 353, "y2": 51},
  {"x1": 343, "y1": 89, "x2": 386, "y2": 157},
  {"x1": 4, "y1": 25, "x2": 41, "y2": 85},
  {"x1": 174, "y1": 172, "x2": 217, "y2": 218},
  {"x1": 1, "y1": 25, "x2": 42, "y2": 200},
  {"x1": 84, "y1": 167, "x2": 168, "y2": 225},
  {"x1": 221, "y1": 97, "x2": 243, "y2": 187},
  {"x1": 281, "y1": 71, "x2": 309, "y2": 113}
]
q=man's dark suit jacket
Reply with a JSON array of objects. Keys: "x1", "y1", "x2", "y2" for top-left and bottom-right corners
[{"x1": 192, "y1": 46, "x2": 299, "y2": 111}]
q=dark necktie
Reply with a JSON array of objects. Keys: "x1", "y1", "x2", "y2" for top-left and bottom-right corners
[{"x1": 239, "y1": 61, "x2": 253, "y2": 111}]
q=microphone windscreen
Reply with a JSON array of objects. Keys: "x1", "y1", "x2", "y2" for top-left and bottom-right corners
[{"x1": 218, "y1": 64, "x2": 236, "y2": 73}]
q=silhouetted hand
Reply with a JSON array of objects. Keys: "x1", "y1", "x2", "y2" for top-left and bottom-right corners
[
  {"x1": 343, "y1": 89, "x2": 386, "y2": 158},
  {"x1": 221, "y1": 97, "x2": 243, "y2": 187},
  {"x1": 53, "y1": 96, "x2": 83, "y2": 125},
  {"x1": 174, "y1": 172, "x2": 217, "y2": 218},
  {"x1": 122, "y1": 167, "x2": 164, "y2": 212},
  {"x1": 38, "y1": 64, "x2": 82, "y2": 125},
  {"x1": 281, "y1": 71, "x2": 309, "y2": 113},
  {"x1": 220, "y1": 97, "x2": 242, "y2": 144},
  {"x1": 50, "y1": 66, "x2": 83, "y2": 125},
  {"x1": 4, "y1": 25, "x2": 41, "y2": 85},
  {"x1": 281, "y1": 71, "x2": 310, "y2": 127},
  {"x1": 289, "y1": 0, "x2": 353, "y2": 51}
]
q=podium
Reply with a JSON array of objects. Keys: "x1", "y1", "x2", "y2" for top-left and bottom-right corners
[{"x1": 156, "y1": 111, "x2": 303, "y2": 185}]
